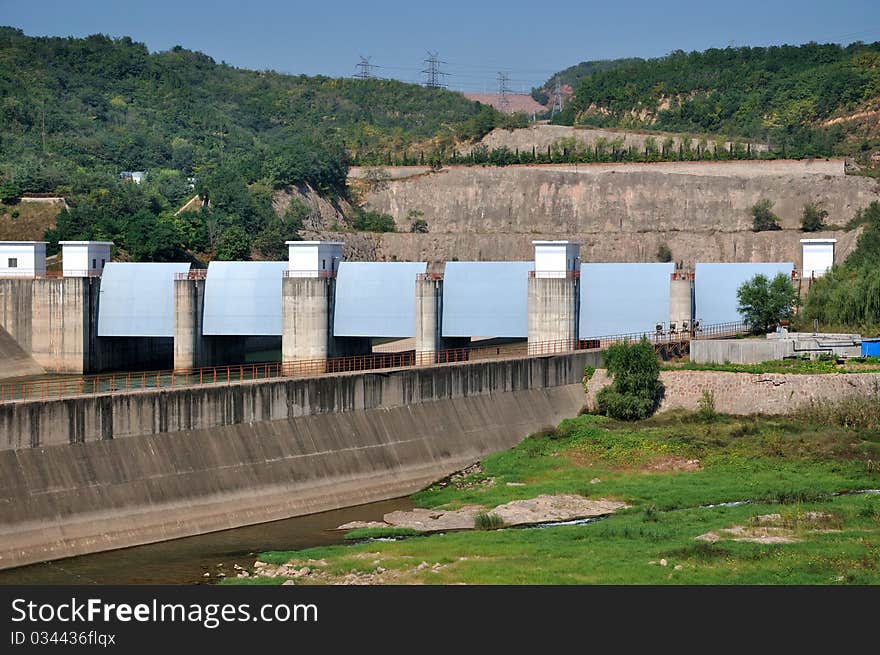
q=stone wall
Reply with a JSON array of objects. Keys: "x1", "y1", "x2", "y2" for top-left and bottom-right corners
[{"x1": 585, "y1": 368, "x2": 880, "y2": 414}]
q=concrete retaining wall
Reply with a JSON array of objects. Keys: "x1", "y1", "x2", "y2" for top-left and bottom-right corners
[
  {"x1": 348, "y1": 162, "x2": 876, "y2": 266},
  {"x1": 690, "y1": 339, "x2": 792, "y2": 364},
  {"x1": 0, "y1": 351, "x2": 600, "y2": 569},
  {"x1": 585, "y1": 368, "x2": 880, "y2": 414}
]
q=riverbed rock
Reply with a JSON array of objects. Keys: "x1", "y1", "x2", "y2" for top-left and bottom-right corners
[
  {"x1": 383, "y1": 506, "x2": 484, "y2": 531},
  {"x1": 355, "y1": 495, "x2": 627, "y2": 532},
  {"x1": 489, "y1": 495, "x2": 627, "y2": 526}
]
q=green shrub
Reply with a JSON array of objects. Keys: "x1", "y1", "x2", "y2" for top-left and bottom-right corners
[
  {"x1": 596, "y1": 337, "x2": 664, "y2": 421},
  {"x1": 656, "y1": 243, "x2": 672, "y2": 262},
  {"x1": 474, "y1": 512, "x2": 505, "y2": 530},
  {"x1": 697, "y1": 389, "x2": 718, "y2": 422},
  {"x1": 801, "y1": 202, "x2": 828, "y2": 232},
  {"x1": 350, "y1": 207, "x2": 396, "y2": 232},
  {"x1": 751, "y1": 198, "x2": 781, "y2": 231},
  {"x1": 582, "y1": 365, "x2": 596, "y2": 392}
]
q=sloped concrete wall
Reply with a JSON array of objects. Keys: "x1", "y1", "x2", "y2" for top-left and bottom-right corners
[{"x1": 0, "y1": 352, "x2": 600, "y2": 569}]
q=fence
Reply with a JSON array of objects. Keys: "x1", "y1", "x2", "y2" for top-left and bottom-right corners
[
  {"x1": 0, "y1": 321, "x2": 747, "y2": 403},
  {"x1": 174, "y1": 269, "x2": 208, "y2": 280},
  {"x1": 0, "y1": 270, "x2": 97, "y2": 279}
]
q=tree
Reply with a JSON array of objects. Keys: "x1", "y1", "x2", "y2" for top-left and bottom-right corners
[
  {"x1": 736, "y1": 273, "x2": 798, "y2": 333},
  {"x1": 595, "y1": 337, "x2": 664, "y2": 421},
  {"x1": 751, "y1": 198, "x2": 781, "y2": 231},
  {"x1": 215, "y1": 225, "x2": 251, "y2": 260},
  {"x1": 801, "y1": 202, "x2": 828, "y2": 232}
]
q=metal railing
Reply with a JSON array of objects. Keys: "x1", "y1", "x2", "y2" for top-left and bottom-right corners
[
  {"x1": 528, "y1": 270, "x2": 581, "y2": 278},
  {"x1": 0, "y1": 270, "x2": 99, "y2": 279},
  {"x1": 0, "y1": 321, "x2": 747, "y2": 404},
  {"x1": 282, "y1": 270, "x2": 336, "y2": 278},
  {"x1": 174, "y1": 269, "x2": 208, "y2": 280}
]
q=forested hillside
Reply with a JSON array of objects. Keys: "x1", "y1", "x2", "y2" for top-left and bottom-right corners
[
  {"x1": 531, "y1": 58, "x2": 638, "y2": 105},
  {"x1": 556, "y1": 42, "x2": 880, "y2": 160},
  {"x1": 0, "y1": 27, "x2": 502, "y2": 260}
]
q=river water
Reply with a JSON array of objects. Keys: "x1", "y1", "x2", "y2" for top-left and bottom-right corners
[{"x1": 0, "y1": 497, "x2": 413, "y2": 585}]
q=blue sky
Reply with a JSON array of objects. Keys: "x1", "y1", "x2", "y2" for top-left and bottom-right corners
[{"x1": 2, "y1": 0, "x2": 879, "y2": 92}]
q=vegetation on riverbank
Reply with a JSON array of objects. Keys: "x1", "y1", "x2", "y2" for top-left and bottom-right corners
[
  {"x1": 231, "y1": 408, "x2": 880, "y2": 585},
  {"x1": 662, "y1": 356, "x2": 880, "y2": 375}
]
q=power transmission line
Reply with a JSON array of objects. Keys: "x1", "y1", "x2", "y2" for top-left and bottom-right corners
[
  {"x1": 422, "y1": 51, "x2": 448, "y2": 88},
  {"x1": 497, "y1": 71, "x2": 511, "y2": 113},
  {"x1": 551, "y1": 77, "x2": 564, "y2": 117},
  {"x1": 354, "y1": 56, "x2": 376, "y2": 80}
]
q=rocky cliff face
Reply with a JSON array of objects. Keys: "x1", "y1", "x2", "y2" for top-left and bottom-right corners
[{"x1": 333, "y1": 161, "x2": 878, "y2": 267}]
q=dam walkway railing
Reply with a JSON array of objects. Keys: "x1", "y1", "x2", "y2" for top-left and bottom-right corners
[{"x1": 0, "y1": 321, "x2": 746, "y2": 403}]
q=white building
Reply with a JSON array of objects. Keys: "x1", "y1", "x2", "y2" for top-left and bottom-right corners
[
  {"x1": 800, "y1": 238, "x2": 836, "y2": 278},
  {"x1": 60, "y1": 241, "x2": 113, "y2": 277},
  {"x1": 286, "y1": 241, "x2": 344, "y2": 277},
  {"x1": 0, "y1": 241, "x2": 47, "y2": 277},
  {"x1": 532, "y1": 240, "x2": 581, "y2": 278}
]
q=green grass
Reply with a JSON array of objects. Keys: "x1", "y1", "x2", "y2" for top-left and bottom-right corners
[
  {"x1": 344, "y1": 527, "x2": 420, "y2": 540},
  {"x1": 663, "y1": 357, "x2": 880, "y2": 374},
  {"x1": 229, "y1": 411, "x2": 880, "y2": 585}
]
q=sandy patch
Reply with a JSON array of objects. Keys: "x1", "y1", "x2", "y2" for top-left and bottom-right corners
[
  {"x1": 696, "y1": 510, "x2": 840, "y2": 544},
  {"x1": 696, "y1": 525, "x2": 802, "y2": 544},
  {"x1": 643, "y1": 456, "x2": 702, "y2": 473}
]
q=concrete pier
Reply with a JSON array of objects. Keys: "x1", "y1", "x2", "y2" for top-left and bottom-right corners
[
  {"x1": 527, "y1": 276, "x2": 580, "y2": 353},
  {"x1": 173, "y1": 277, "x2": 205, "y2": 370},
  {"x1": 669, "y1": 275, "x2": 694, "y2": 330},
  {"x1": 282, "y1": 275, "x2": 332, "y2": 363},
  {"x1": 415, "y1": 276, "x2": 443, "y2": 364}
]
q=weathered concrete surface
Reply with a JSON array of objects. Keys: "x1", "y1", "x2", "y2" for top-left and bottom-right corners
[
  {"x1": 282, "y1": 276, "x2": 331, "y2": 362},
  {"x1": 692, "y1": 333, "x2": 864, "y2": 364},
  {"x1": 690, "y1": 339, "x2": 793, "y2": 364},
  {"x1": 345, "y1": 162, "x2": 877, "y2": 266},
  {"x1": 669, "y1": 278, "x2": 693, "y2": 328},
  {"x1": 0, "y1": 325, "x2": 43, "y2": 379},
  {"x1": 585, "y1": 368, "x2": 880, "y2": 414},
  {"x1": 415, "y1": 276, "x2": 442, "y2": 364},
  {"x1": 0, "y1": 351, "x2": 600, "y2": 569},
  {"x1": 528, "y1": 276, "x2": 579, "y2": 352}
]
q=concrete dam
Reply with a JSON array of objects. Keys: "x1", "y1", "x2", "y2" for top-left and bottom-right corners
[{"x1": 0, "y1": 350, "x2": 598, "y2": 570}]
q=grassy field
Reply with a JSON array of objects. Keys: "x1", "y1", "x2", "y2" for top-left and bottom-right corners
[
  {"x1": 229, "y1": 410, "x2": 880, "y2": 585},
  {"x1": 662, "y1": 356, "x2": 880, "y2": 375}
]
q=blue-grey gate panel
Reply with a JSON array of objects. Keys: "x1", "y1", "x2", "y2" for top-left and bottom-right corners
[
  {"x1": 202, "y1": 261, "x2": 287, "y2": 335},
  {"x1": 694, "y1": 262, "x2": 793, "y2": 325},
  {"x1": 333, "y1": 262, "x2": 427, "y2": 338},
  {"x1": 97, "y1": 262, "x2": 191, "y2": 337},
  {"x1": 579, "y1": 263, "x2": 675, "y2": 339},
  {"x1": 442, "y1": 262, "x2": 533, "y2": 338}
]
